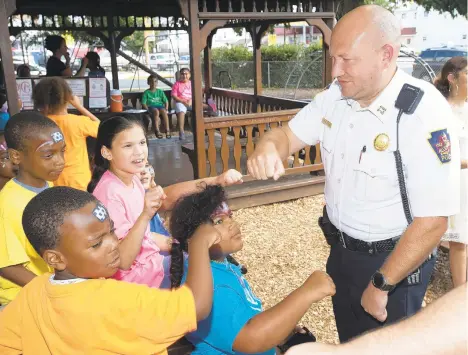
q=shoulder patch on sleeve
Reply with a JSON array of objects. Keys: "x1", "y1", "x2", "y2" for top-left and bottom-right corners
[{"x1": 428, "y1": 129, "x2": 451, "y2": 163}]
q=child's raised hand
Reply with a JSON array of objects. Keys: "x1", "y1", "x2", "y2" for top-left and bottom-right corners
[
  {"x1": 143, "y1": 185, "x2": 167, "y2": 218},
  {"x1": 68, "y1": 95, "x2": 82, "y2": 109},
  {"x1": 301, "y1": 270, "x2": 336, "y2": 302},
  {"x1": 191, "y1": 223, "x2": 222, "y2": 248},
  {"x1": 217, "y1": 169, "x2": 243, "y2": 187}
]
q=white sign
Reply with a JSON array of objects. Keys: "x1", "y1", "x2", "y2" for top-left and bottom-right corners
[
  {"x1": 66, "y1": 79, "x2": 86, "y2": 97},
  {"x1": 89, "y1": 78, "x2": 107, "y2": 98},
  {"x1": 16, "y1": 79, "x2": 34, "y2": 110},
  {"x1": 89, "y1": 97, "x2": 107, "y2": 109}
]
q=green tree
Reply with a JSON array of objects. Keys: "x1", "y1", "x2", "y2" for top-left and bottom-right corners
[{"x1": 411, "y1": 0, "x2": 466, "y2": 18}]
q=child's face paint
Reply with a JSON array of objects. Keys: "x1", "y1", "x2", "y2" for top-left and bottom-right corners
[
  {"x1": 209, "y1": 204, "x2": 243, "y2": 258},
  {"x1": 50, "y1": 202, "x2": 120, "y2": 279},
  {"x1": 92, "y1": 203, "x2": 108, "y2": 222}
]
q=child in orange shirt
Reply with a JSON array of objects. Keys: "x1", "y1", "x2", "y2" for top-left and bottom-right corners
[
  {"x1": 0, "y1": 186, "x2": 222, "y2": 355},
  {"x1": 33, "y1": 77, "x2": 100, "y2": 191}
]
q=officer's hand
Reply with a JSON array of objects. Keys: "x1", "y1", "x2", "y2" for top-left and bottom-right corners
[
  {"x1": 247, "y1": 141, "x2": 285, "y2": 180},
  {"x1": 361, "y1": 282, "x2": 388, "y2": 322},
  {"x1": 286, "y1": 342, "x2": 338, "y2": 355}
]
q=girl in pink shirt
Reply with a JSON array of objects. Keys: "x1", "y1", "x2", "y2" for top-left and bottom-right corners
[{"x1": 88, "y1": 116, "x2": 243, "y2": 288}]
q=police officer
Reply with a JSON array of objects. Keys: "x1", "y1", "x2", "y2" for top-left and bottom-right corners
[{"x1": 247, "y1": 5, "x2": 460, "y2": 342}]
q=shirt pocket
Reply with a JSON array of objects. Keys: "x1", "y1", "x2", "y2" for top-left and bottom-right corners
[
  {"x1": 321, "y1": 119, "x2": 338, "y2": 173},
  {"x1": 353, "y1": 151, "x2": 400, "y2": 203}
]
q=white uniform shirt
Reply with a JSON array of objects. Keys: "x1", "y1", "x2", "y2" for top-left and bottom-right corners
[{"x1": 289, "y1": 69, "x2": 460, "y2": 242}]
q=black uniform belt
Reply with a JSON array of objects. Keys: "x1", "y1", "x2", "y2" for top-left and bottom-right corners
[
  {"x1": 318, "y1": 206, "x2": 399, "y2": 254},
  {"x1": 328, "y1": 222, "x2": 400, "y2": 254}
]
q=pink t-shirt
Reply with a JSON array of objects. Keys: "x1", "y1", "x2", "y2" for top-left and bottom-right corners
[
  {"x1": 92, "y1": 170, "x2": 164, "y2": 287},
  {"x1": 171, "y1": 80, "x2": 192, "y2": 101}
]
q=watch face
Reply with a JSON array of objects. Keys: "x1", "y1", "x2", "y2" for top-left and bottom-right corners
[{"x1": 373, "y1": 272, "x2": 385, "y2": 288}]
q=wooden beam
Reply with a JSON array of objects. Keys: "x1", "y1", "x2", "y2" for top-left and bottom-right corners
[
  {"x1": 249, "y1": 23, "x2": 269, "y2": 110},
  {"x1": 188, "y1": 0, "x2": 206, "y2": 178},
  {"x1": 200, "y1": 20, "x2": 227, "y2": 48},
  {"x1": 198, "y1": 12, "x2": 336, "y2": 20},
  {"x1": 177, "y1": 0, "x2": 189, "y2": 20},
  {"x1": 0, "y1": 0, "x2": 19, "y2": 114},
  {"x1": 5, "y1": 0, "x2": 15, "y2": 17},
  {"x1": 203, "y1": 35, "x2": 213, "y2": 89},
  {"x1": 306, "y1": 17, "x2": 334, "y2": 86}
]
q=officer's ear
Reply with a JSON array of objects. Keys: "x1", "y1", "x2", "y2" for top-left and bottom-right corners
[{"x1": 381, "y1": 44, "x2": 395, "y2": 67}]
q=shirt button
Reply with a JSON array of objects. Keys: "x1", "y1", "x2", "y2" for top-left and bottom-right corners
[
  {"x1": 349, "y1": 123, "x2": 354, "y2": 128},
  {"x1": 341, "y1": 153, "x2": 344, "y2": 159},
  {"x1": 337, "y1": 178, "x2": 341, "y2": 183}
]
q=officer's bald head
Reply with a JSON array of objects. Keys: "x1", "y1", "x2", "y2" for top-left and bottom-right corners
[{"x1": 330, "y1": 5, "x2": 401, "y2": 106}]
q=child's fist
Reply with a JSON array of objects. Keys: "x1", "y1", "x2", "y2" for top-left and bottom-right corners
[
  {"x1": 192, "y1": 224, "x2": 222, "y2": 248},
  {"x1": 143, "y1": 185, "x2": 167, "y2": 217},
  {"x1": 217, "y1": 169, "x2": 243, "y2": 186},
  {"x1": 302, "y1": 271, "x2": 336, "y2": 302}
]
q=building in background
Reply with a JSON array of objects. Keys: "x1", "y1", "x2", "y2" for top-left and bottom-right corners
[{"x1": 395, "y1": 1, "x2": 468, "y2": 52}]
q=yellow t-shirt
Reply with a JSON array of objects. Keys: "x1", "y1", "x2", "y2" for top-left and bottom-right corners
[
  {"x1": 0, "y1": 180, "x2": 52, "y2": 305},
  {"x1": 0, "y1": 274, "x2": 197, "y2": 355},
  {"x1": 47, "y1": 114, "x2": 99, "y2": 191}
]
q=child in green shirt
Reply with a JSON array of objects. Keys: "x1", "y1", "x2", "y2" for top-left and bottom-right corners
[{"x1": 141, "y1": 75, "x2": 170, "y2": 139}]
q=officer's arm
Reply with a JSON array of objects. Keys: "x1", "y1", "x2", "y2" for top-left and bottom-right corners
[
  {"x1": 380, "y1": 216, "x2": 447, "y2": 285},
  {"x1": 381, "y1": 102, "x2": 460, "y2": 285},
  {"x1": 287, "y1": 284, "x2": 468, "y2": 355}
]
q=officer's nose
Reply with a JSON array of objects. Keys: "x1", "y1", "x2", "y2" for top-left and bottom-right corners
[{"x1": 331, "y1": 57, "x2": 344, "y2": 79}]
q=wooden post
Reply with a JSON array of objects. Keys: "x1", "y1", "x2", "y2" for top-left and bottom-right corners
[
  {"x1": 107, "y1": 16, "x2": 119, "y2": 90},
  {"x1": 306, "y1": 18, "x2": 333, "y2": 86},
  {"x1": 188, "y1": 0, "x2": 206, "y2": 178},
  {"x1": 250, "y1": 23, "x2": 269, "y2": 112},
  {"x1": 203, "y1": 34, "x2": 213, "y2": 89},
  {"x1": 0, "y1": 0, "x2": 19, "y2": 114}
]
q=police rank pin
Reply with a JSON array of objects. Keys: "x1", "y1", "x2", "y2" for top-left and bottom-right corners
[{"x1": 92, "y1": 204, "x2": 108, "y2": 222}]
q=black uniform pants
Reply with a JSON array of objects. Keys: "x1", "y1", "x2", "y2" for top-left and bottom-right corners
[{"x1": 326, "y1": 243, "x2": 436, "y2": 343}]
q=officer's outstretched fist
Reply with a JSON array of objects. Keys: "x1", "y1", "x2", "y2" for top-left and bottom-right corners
[{"x1": 247, "y1": 141, "x2": 285, "y2": 180}]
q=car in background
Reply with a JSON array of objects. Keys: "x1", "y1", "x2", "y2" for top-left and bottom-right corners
[
  {"x1": 413, "y1": 47, "x2": 468, "y2": 82},
  {"x1": 148, "y1": 52, "x2": 178, "y2": 71}
]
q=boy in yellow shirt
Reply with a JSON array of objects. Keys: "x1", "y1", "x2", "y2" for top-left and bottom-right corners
[
  {"x1": 33, "y1": 77, "x2": 100, "y2": 191},
  {"x1": 0, "y1": 112, "x2": 65, "y2": 306},
  {"x1": 0, "y1": 186, "x2": 221, "y2": 355}
]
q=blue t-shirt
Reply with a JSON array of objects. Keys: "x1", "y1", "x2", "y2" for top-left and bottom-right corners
[
  {"x1": 0, "y1": 112, "x2": 10, "y2": 130},
  {"x1": 184, "y1": 259, "x2": 275, "y2": 355},
  {"x1": 149, "y1": 213, "x2": 170, "y2": 236}
]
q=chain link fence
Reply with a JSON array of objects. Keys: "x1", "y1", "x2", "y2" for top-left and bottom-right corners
[{"x1": 211, "y1": 55, "x2": 324, "y2": 99}]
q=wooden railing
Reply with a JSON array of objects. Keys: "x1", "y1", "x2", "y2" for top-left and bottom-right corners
[
  {"x1": 210, "y1": 88, "x2": 307, "y2": 115},
  {"x1": 201, "y1": 109, "x2": 323, "y2": 177}
]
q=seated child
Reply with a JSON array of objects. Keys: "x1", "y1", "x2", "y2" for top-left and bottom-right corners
[
  {"x1": 142, "y1": 75, "x2": 171, "y2": 139},
  {"x1": 0, "y1": 186, "x2": 221, "y2": 354},
  {"x1": 88, "y1": 115, "x2": 243, "y2": 289},
  {"x1": 0, "y1": 93, "x2": 9, "y2": 131},
  {"x1": 169, "y1": 185, "x2": 336, "y2": 355},
  {"x1": 33, "y1": 77, "x2": 100, "y2": 191},
  {"x1": 0, "y1": 131, "x2": 17, "y2": 191},
  {"x1": 0, "y1": 112, "x2": 65, "y2": 306}
]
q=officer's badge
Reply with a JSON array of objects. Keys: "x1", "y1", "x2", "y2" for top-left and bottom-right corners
[
  {"x1": 92, "y1": 204, "x2": 108, "y2": 222},
  {"x1": 428, "y1": 129, "x2": 451, "y2": 163},
  {"x1": 374, "y1": 133, "x2": 390, "y2": 151}
]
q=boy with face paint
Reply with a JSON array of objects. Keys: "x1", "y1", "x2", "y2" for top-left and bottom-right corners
[
  {"x1": 0, "y1": 112, "x2": 65, "y2": 307},
  {"x1": 0, "y1": 187, "x2": 220, "y2": 354}
]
